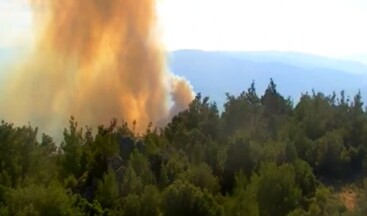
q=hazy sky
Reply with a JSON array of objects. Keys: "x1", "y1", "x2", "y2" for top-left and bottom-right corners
[
  {"x1": 1, "y1": 0, "x2": 367, "y2": 57},
  {"x1": 0, "y1": 0, "x2": 31, "y2": 48}
]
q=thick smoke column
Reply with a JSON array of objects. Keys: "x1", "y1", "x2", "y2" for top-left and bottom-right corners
[{"x1": 0, "y1": 0, "x2": 194, "y2": 134}]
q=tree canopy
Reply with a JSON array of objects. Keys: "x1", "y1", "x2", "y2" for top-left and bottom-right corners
[{"x1": 1, "y1": 80, "x2": 367, "y2": 215}]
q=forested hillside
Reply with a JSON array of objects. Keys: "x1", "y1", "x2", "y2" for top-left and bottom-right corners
[{"x1": 2, "y1": 80, "x2": 367, "y2": 215}]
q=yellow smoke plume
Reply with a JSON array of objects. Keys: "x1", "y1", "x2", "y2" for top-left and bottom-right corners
[{"x1": 0, "y1": 0, "x2": 194, "y2": 135}]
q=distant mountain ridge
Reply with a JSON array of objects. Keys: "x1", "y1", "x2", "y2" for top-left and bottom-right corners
[
  {"x1": 168, "y1": 50, "x2": 367, "y2": 108},
  {"x1": 2, "y1": 48, "x2": 367, "y2": 108},
  {"x1": 344, "y1": 53, "x2": 367, "y2": 65}
]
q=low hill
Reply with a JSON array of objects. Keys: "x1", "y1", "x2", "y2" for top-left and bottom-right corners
[{"x1": 168, "y1": 50, "x2": 367, "y2": 107}]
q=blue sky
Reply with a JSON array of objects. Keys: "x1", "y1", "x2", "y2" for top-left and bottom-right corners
[{"x1": 1, "y1": 0, "x2": 367, "y2": 58}]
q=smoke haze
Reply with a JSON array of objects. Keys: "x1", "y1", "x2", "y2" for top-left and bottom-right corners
[{"x1": 0, "y1": 0, "x2": 194, "y2": 135}]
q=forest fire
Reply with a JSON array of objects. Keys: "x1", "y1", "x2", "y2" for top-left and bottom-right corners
[{"x1": 0, "y1": 0, "x2": 194, "y2": 134}]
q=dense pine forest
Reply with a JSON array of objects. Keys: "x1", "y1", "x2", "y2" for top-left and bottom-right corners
[{"x1": 2, "y1": 79, "x2": 367, "y2": 215}]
